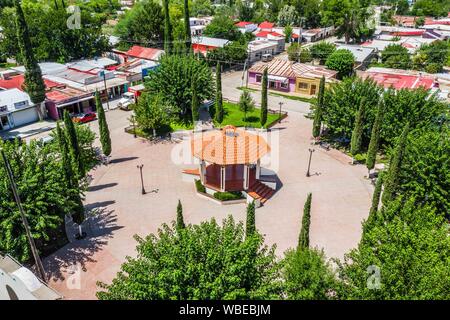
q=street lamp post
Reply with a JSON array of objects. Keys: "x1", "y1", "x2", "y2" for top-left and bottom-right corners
[
  {"x1": 131, "y1": 116, "x2": 137, "y2": 138},
  {"x1": 1, "y1": 149, "x2": 47, "y2": 283},
  {"x1": 278, "y1": 102, "x2": 283, "y2": 123},
  {"x1": 137, "y1": 164, "x2": 146, "y2": 194},
  {"x1": 306, "y1": 148, "x2": 315, "y2": 177}
]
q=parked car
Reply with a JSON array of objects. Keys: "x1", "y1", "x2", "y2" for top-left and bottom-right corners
[
  {"x1": 262, "y1": 53, "x2": 273, "y2": 62},
  {"x1": 72, "y1": 112, "x2": 97, "y2": 124},
  {"x1": 118, "y1": 92, "x2": 136, "y2": 111}
]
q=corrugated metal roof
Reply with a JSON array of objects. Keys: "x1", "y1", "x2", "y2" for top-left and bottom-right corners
[{"x1": 249, "y1": 59, "x2": 337, "y2": 79}]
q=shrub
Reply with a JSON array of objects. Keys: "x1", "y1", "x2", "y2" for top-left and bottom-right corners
[
  {"x1": 195, "y1": 179, "x2": 206, "y2": 193},
  {"x1": 213, "y1": 191, "x2": 244, "y2": 201}
]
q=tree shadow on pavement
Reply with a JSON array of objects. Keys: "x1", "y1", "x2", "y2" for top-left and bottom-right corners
[{"x1": 43, "y1": 200, "x2": 122, "y2": 282}]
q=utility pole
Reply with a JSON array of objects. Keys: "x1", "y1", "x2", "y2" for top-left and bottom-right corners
[
  {"x1": 1, "y1": 149, "x2": 47, "y2": 283},
  {"x1": 278, "y1": 101, "x2": 283, "y2": 123}
]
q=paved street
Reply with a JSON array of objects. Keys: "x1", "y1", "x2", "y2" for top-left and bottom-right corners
[{"x1": 44, "y1": 108, "x2": 373, "y2": 299}]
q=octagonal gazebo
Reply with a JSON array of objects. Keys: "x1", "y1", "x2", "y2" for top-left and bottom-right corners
[{"x1": 190, "y1": 125, "x2": 271, "y2": 193}]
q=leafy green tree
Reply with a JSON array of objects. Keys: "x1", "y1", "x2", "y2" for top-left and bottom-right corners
[
  {"x1": 298, "y1": 193, "x2": 312, "y2": 250},
  {"x1": 205, "y1": 42, "x2": 248, "y2": 67},
  {"x1": 322, "y1": 0, "x2": 374, "y2": 44},
  {"x1": 237, "y1": 0, "x2": 255, "y2": 21},
  {"x1": 145, "y1": 54, "x2": 214, "y2": 121},
  {"x1": 282, "y1": 247, "x2": 336, "y2": 299},
  {"x1": 381, "y1": 122, "x2": 409, "y2": 205},
  {"x1": 96, "y1": 91, "x2": 111, "y2": 157},
  {"x1": 350, "y1": 98, "x2": 366, "y2": 157},
  {"x1": 2, "y1": 0, "x2": 110, "y2": 63},
  {"x1": 337, "y1": 198, "x2": 450, "y2": 299},
  {"x1": 287, "y1": 43, "x2": 312, "y2": 62},
  {"x1": 56, "y1": 122, "x2": 85, "y2": 236},
  {"x1": 381, "y1": 44, "x2": 410, "y2": 69},
  {"x1": 291, "y1": 0, "x2": 321, "y2": 28},
  {"x1": 191, "y1": 79, "x2": 200, "y2": 122},
  {"x1": 415, "y1": 40, "x2": 450, "y2": 73},
  {"x1": 203, "y1": 15, "x2": 241, "y2": 41},
  {"x1": 63, "y1": 110, "x2": 84, "y2": 178},
  {"x1": 277, "y1": 5, "x2": 298, "y2": 27},
  {"x1": 214, "y1": 62, "x2": 224, "y2": 125},
  {"x1": 312, "y1": 76, "x2": 325, "y2": 138},
  {"x1": 397, "y1": 126, "x2": 450, "y2": 215},
  {"x1": 310, "y1": 42, "x2": 336, "y2": 64},
  {"x1": 411, "y1": 0, "x2": 450, "y2": 17},
  {"x1": 239, "y1": 89, "x2": 255, "y2": 122},
  {"x1": 183, "y1": 0, "x2": 191, "y2": 53},
  {"x1": 246, "y1": 201, "x2": 256, "y2": 238},
  {"x1": 284, "y1": 25, "x2": 293, "y2": 43},
  {"x1": 133, "y1": 92, "x2": 173, "y2": 136},
  {"x1": 97, "y1": 216, "x2": 282, "y2": 299},
  {"x1": 176, "y1": 200, "x2": 185, "y2": 230},
  {"x1": 366, "y1": 99, "x2": 384, "y2": 173},
  {"x1": 322, "y1": 77, "x2": 381, "y2": 143},
  {"x1": 163, "y1": 0, "x2": 173, "y2": 54},
  {"x1": 115, "y1": 0, "x2": 163, "y2": 48},
  {"x1": 260, "y1": 68, "x2": 268, "y2": 127},
  {"x1": 14, "y1": 0, "x2": 45, "y2": 118},
  {"x1": 325, "y1": 49, "x2": 355, "y2": 79},
  {"x1": 0, "y1": 139, "x2": 79, "y2": 262}
]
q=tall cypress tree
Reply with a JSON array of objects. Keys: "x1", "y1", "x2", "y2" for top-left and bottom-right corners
[
  {"x1": 214, "y1": 62, "x2": 224, "y2": 125},
  {"x1": 56, "y1": 122, "x2": 85, "y2": 237},
  {"x1": 183, "y1": 0, "x2": 191, "y2": 53},
  {"x1": 312, "y1": 76, "x2": 325, "y2": 138},
  {"x1": 246, "y1": 201, "x2": 256, "y2": 238},
  {"x1": 260, "y1": 68, "x2": 268, "y2": 127},
  {"x1": 381, "y1": 123, "x2": 409, "y2": 205},
  {"x1": 14, "y1": 0, "x2": 46, "y2": 119},
  {"x1": 365, "y1": 172, "x2": 384, "y2": 232},
  {"x1": 191, "y1": 80, "x2": 199, "y2": 122},
  {"x1": 163, "y1": 0, "x2": 173, "y2": 54},
  {"x1": 350, "y1": 98, "x2": 366, "y2": 157},
  {"x1": 63, "y1": 110, "x2": 84, "y2": 178},
  {"x1": 298, "y1": 193, "x2": 312, "y2": 250},
  {"x1": 366, "y1": 99, "x2": 385, "y2": 174},
  {"x1": 96, "y1": 91, "x2": 112, "y2": 157},
  {"x1": 176, "y1": 200, "x2": 185, "y2": 230}
]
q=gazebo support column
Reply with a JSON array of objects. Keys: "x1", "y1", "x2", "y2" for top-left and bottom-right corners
[
  {"x1": 220, "y1": 166, "x2": 226, "y2": 192},
  {"x1": 199, "y1": 160, "x2": 206, "y2": 184},
  {"x1": 256, "y1": 159, "x2": 261, "y2": 179},
  {"x1": 243, "y1": 164, "x2": 249, "y2": 190}
]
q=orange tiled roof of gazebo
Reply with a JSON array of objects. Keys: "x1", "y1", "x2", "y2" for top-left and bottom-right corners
[{"x1": 191, "y1": 126, "x2": 270, "y2": 165}]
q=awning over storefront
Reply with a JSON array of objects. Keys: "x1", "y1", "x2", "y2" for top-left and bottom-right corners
[{"x1": 268, "y1": 75, "x2": 288, "y2": 83}]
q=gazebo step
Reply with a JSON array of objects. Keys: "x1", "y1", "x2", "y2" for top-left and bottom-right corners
[
  {"x1": 248, "y1": 181, "x2": 275, "y2": 205},
  {"x1": 182, "y1": 168, "x2": 200, "y2": 176}
]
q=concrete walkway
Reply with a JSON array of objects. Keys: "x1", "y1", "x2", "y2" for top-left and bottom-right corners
[{"x1": 43, "y1": 109, "x2": 373, "y2": 300}]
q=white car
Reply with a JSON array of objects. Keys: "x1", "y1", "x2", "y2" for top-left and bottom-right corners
[{"x1": 118, "y1": 92, "x2": 136, "y2": 110}]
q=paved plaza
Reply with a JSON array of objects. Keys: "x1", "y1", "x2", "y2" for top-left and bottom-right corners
[{"x1": 43, "y1": 106, "x2": 373, "y2": 300}]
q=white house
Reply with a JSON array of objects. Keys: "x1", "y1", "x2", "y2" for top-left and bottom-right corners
[
  {"x1": 0, "y1": 88, "x2": 39, "y2": 131},
  {"x1": 235, "y1": 21, "x2": 258, "y2": 33},
  {"x1": 247, "y1": 40, "x2": 279, "y2": 63}
]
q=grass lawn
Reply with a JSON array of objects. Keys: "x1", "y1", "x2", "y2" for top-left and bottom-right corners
[
  {"x1": 236, "y1": 86, "x2": 314, "y2": 103},
  {"x1": 170, "y1": 120, "x2": 194, "y2": 131},
  {"x1": 216, "y1": 102, "x2": 280, "y2": 129}
]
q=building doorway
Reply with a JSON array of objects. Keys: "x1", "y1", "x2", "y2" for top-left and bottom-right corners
[
  {"x1": 0, "y1": 115, "x2": 11, "y2": 131},
  {"x1": 310, "y1": 84, "x2": 317, "y2": 95}
]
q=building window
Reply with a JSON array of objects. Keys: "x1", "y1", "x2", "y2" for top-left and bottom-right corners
[
  {"x1": 14, "y1": 101, "x2": 28, "y2": 109},
  {"x1": 298, "y1": 82, "x2": 309, "y2": 90},
  {"x1": 280, "y1": 82, "x2": 288, "y2": 89},
  {"x1": 0, "y1": 105, "x2": 7, "y2": 113},
  {"x1": 269, "y1": 81, "x2": 276, "y2": 89},
  {"x1": 255, "y1": 74, "x2": 262, "y2": 83}
]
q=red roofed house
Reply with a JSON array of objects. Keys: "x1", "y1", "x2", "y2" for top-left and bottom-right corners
[
  {"x1": 235, "y1": 21, "x2": 257, "y2": 33},
  {"x1": 125, "y1": 45, "x2": 165, "y2": 62},
  {"x1": 258, "y1": 21, "x2": 275, "y2": 31},
  {"x1": 0, "y1": 70, "x2": 95, "y2": 122},
  {"x1": 255, "y1": 31, "x2": 285, "y2": 53},
  {"x1": 359, "y1": 67, "x2": 438, "y2": 91}
]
